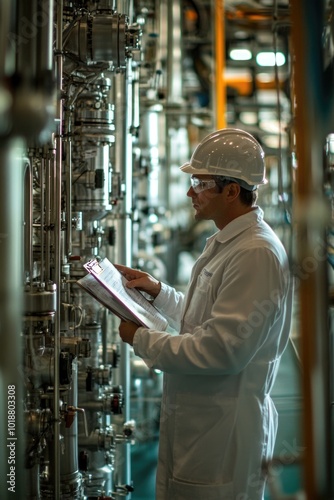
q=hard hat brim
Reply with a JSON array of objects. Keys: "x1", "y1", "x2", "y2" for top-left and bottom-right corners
[
  {"x1": 179, "y1": 162, "x2": 210, "y2": 175},
  {"x1": 180, "y1": 161, "x2": 268, "y2": 189}
]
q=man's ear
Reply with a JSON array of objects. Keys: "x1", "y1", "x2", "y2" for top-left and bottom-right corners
[{"x1": 225, "y1": 182, "x2": 240, "y2": 202}]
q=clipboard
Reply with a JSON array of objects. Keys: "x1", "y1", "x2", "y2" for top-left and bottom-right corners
[{"x1": 77, "y1": 258, "x2": 168, "y2": 331}]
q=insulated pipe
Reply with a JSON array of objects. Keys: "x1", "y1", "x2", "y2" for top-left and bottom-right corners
[
  {"x1": 35, "y1": 0, "x2": 54, "y2": 75},
  {"x1": 16, "y1": 0, "x2": 54, "y2": 80},
  {"x1": 166, "y1": 0, "x2": 183, "y2": 103},
  {"x1": 164, "y1": 0, "x2": 183, "y2": 216},
  {"x1": 16, "y1": 0, "x2": 37, "y2": 80},
  {"x1": 0, "y1": 139, "x2": 25, "y2": 500},
  {"x1": 112, "y1": 71, "x2": 133, "y2": 266},
  {"x1": 0, "y1": 0, "x2": 11, "y2": 79},
  {"x1": 109, "y1": 64, "x2": 133, "y2": 492}
]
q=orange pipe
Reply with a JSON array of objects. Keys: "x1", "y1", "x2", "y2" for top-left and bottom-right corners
[
  {"x1": 215, "y1": 0, "x2": 226, "y2": 129},
  {"x1": 291, "y1": 0, "x2": 332, "y2": 497}
]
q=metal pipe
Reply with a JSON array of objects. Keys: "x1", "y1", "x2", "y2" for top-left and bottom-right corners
[
  {"x1": 109, "y1": 65, "x2": 133, "y2": 492},
  {"x1": 23, "y1": 158, "x2": 33, "y2": 282},
  {"x1": 116, "y1": 0, "x2": 129, "y2": 16},
  {"x1": 36, "y1": 0, "x2": 54, "y2": 75},
  {"x1": 45, "y1": 151, "x2": 52, "y2": 281},
  {"x1": 166, "y1": 0, "x2": 183, "y2": 103},
  {"x1": 60, "y1": 360, "x2": 79, "y2": 477},
  {"x1": 65, "y1": 116, "x2": 73, "y2": 257},
  {"x1": 53, "y1": 1, "x2": 64, "y2": 497},
  {"x1": 102, "y1": 308, "x2": 108, "y2": 366},
  {"x1": 113, "y1": 71, "x2": 133, "y2": 268},
  {"x1": 0, "y1": 138, "x2": 26, "y2": 500},
  {"x1": 0, "y1": 0, "x2": 11, "y2": 79},
  {"x1": 16, "y1": 0, "x2": 37, "y2": 80},
  {"x1": 290, "y1": 0, "x2": 332, "y2": 497},
  {"x1": 40, "y1": 156, "x2": 45, "y2": 285},
  {"x1": 164, "y1": 0, "x2": 183, "y2": 219}
]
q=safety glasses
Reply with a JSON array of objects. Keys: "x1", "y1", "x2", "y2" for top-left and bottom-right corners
[{"x1": 190, "y1": 177, "x2": 217, "y2": 193}]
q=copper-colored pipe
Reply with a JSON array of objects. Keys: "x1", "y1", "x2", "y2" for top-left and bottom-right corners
[
  {"x1": 290, "y1": 17, "x2": 316, "y2": 496},
  {"x1": 225, "y1": 5, "x2": 290, "y2": 26},
  {"x1": 214, "y1": 0, "x2": 226, "y2": 129},
  {"x1": 290, "y1": 0, "x2": 332, "y2": 497}
]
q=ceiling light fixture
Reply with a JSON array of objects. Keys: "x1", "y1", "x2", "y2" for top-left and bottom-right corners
[
  {"x1": 256, "y1": 51, "x2": 286, "y2": 67},
  {"x1": 229, "y1": 48, "x2": 252, "y2": 61}
]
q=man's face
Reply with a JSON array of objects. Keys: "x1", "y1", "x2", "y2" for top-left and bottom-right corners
[{"x1": 187, "y1": 175, "x2": 221, "y2": 221}]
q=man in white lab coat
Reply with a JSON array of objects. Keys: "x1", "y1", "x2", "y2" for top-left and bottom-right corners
[{"x1": 117, "y1": 128, "x2": 293, "y2": 500}]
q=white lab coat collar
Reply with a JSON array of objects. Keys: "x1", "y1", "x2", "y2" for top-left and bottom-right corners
[{"x1": 207, "y1": 206, "x2": 264, "y2": 245}]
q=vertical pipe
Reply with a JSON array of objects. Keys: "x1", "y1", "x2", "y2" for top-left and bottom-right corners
[
  {"x1": 113, "y1": 70, "x2": 133, "y2": 268},
  {"x1": 65, "y1": 119, "x2": 72, "y2": 257},
  {"x1": 53, "y1": 1, "x2": 63, "y2": 497},
  {"x1": 111, "y1": 66, "x2": 133, "y2": 490},
  {"x1": 45, "y1": 153, "x2": 52, "y2": 281},
  {"x1": 60, "y1": 360, "x2": 79, "y2": 477},
  {"x1": 164, "y1": 0, "x2": 183, "y2": 214},
  {"x1": 0, "y1": 138, "x2": 25, "y2": 500},
  {"x1": 214, "y1": 0, "x2": 226, "y2": 129},
  {"x1": 16, "y1": 0, "x2": 37, "y2": 80},
  {"x1": 290, "y1": 0, "x2": 332, "y2": 497},
  {"x1": 0, "y1": 0, "x2": 11, "y2": 78},
  {"x1": 116, "y1": 0, "x2": 133, "y2": 22},
  {"x1": 23, "y1": 159, "x2": 33, "y2": 282},
  {"x1": 166, "y1": 0, "x2": 183, "y2": 103},
  {"x1": 36, "y1": 0, "x2": 54, "y2": 75},
  {"x1": 40, "y1": 157, "x2": 45, "y2": 285}
]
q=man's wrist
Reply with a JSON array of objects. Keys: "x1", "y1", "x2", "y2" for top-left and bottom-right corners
[{"x1": 153, "y1": 281, "x2": 161, "y2": 298}]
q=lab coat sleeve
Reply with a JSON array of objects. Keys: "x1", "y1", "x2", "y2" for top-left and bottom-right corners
[
  {"x1": 153, "y1": 282, "x2": 185, "y2": 331},
  {"x1": 133, "y1": 247, "x2": 292, "y2": 375}
]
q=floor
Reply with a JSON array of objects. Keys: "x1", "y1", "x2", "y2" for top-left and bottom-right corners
[{"x1": 131, "y1": 440, "x2": 159, "y2": 500}]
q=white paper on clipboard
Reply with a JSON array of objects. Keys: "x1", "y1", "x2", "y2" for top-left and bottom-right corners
[{"x1": 77, "y1": 258, "x2": 168, "y2": 331}]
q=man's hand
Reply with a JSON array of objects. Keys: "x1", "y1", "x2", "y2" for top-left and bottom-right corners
[
  {"x1": 119, "y1": 319, "x2": 140, "y2": 346},
  {"x1": 115, "y1": 264, "x2": 161, "y2": 298}
]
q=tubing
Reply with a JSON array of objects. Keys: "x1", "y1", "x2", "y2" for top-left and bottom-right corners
[{"x1": 214, "y1": 0, "x2": 226, "y2": 129}]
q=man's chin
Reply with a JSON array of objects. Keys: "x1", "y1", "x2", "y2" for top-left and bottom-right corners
[{"x1": 194, "y1": 211, "x2": 204, "y2": 221}]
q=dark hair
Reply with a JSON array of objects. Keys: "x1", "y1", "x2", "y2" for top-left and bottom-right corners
[
  {"x1": 239, "y1": 186, "x2": 258, "y2": 206},
  {"x1": 214, "y1": 176, "x2": 258, "y2": 206}
]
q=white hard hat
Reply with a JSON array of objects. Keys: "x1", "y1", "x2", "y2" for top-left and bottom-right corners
[{"x1": 180, "y1": 128, "x2": 267, "y2": 187}]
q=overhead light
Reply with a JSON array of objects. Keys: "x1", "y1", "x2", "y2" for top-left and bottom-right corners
[
  {"x1": 239, "y1": 111, "x2": 258, "y2": 125},
  {"x1": 256, "y1": 72, "x2": 274, "y2": 83},
  {"x1": 259, "y1": 119, "x2": 286, "y2": 134},
  {"x1": 256, "y1": 51, "x2": 286, "y2": 67},
  {"x1": 229, "y1": 48, "x2": 252, "y2": 61},
  {"x1": 262, "y1": 134, "x2": 288, "y2": 149}
]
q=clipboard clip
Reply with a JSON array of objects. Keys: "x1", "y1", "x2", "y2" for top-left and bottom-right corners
[{"x1": 85, "y1": 259, "x2": 104, "y2": 275}]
